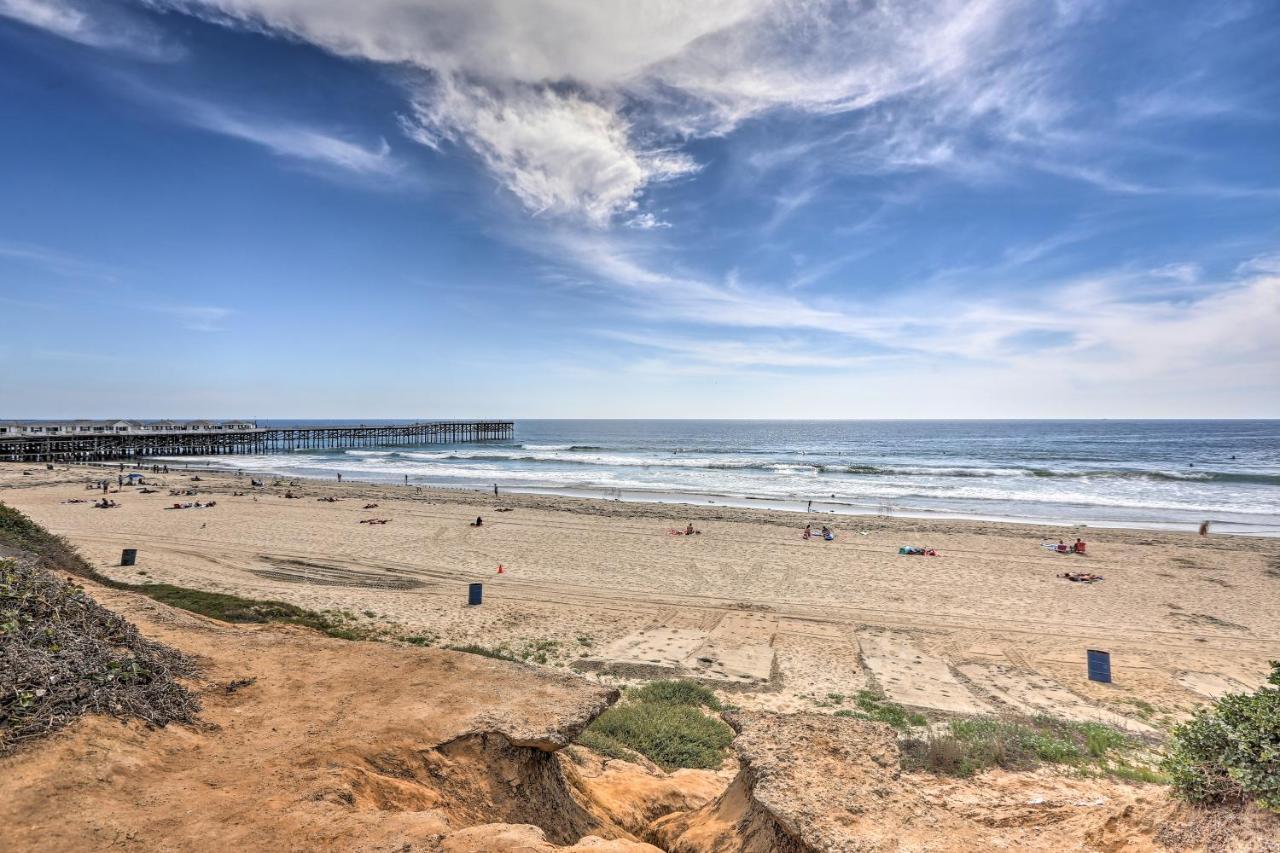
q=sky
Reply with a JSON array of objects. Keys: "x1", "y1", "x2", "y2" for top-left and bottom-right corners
[{"x1": 1, "y1": 0, "x2": 1278, "y2": 419}]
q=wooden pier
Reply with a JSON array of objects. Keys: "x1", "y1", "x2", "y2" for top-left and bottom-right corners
[{"x1": 0, "y1": 421, "x2": 514, "y2": 463}]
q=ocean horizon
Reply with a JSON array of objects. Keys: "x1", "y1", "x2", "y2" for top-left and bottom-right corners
[{"x1": 159, "y1": 419, "x2": 1280, "y2": 537}]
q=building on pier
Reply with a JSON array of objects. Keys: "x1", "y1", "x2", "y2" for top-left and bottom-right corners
[{"x1": 0, "y1": 419, "x2": 257, "y2": 436}]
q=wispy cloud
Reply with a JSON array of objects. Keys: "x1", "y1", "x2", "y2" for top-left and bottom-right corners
[
  {"x1": 150, "y1": 0, "x2": 1065, "y2": 224},
  {"x1": 172, "y1": 94, "x2": 399, "y2": 177},
  {"x1": 538, "y1": 226, "x2": 1280, "y2": 387},
  {"x1": 152, "y1": 304, "x2": 232, "y2": 332},
  {"x1": 0, "y1": 0, "x2": 183, "y2": 59},
  {"x1": 0, "y1": 240, "x2": 118, "y2": 280},
  {"x1": 599, "y1": 330, "x2": 879, "y2": 371}
]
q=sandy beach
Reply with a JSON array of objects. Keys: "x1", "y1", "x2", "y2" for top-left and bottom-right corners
[{"x1": 3, "y1": 461, "x2": 1276, "y2": 727}]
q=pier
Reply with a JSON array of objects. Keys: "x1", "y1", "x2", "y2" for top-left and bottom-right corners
[{"x1": 0, "y1": 421, "x2": 514, "y2": 463}]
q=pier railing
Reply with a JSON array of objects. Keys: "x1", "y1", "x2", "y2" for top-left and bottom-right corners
[{"x1": 0, "y1": 421, "x2": 514, "y2": 463}]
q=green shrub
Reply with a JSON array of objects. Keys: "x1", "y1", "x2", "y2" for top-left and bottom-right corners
[
  {"x1": 576, "y1": 728, "x2": 643, "y2": 764},
  {"x1": 904, "y1": 716, "x2": 1140, "y2": 779},
  {"x1": 1163, "y1": 661, "x2": 1280, "y2": 812},
  {"x1": 586, "y1": 701, "x2": 733, "y2": 771},
  {"x1": 629, "y1": 679, "x2": 721, "y2": 710},
  {"x1": 132, "y1": 584, "x2": 382, "y2": 640},
  {"x1": 853, "y1": 690, "x2": 926, "y2": 730},
  {"x1": 399, "y1": 634, "x2": 437, "y2": 647}
]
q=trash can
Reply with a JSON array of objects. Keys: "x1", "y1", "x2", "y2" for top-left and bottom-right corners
[
  {"x1": 1086, "y1": 649, "x2": 1111, "y2": 683},
  {"x1": 120, "y1": 549, "x2": 138, "y2": 567},
  {"x1": 468, "y1": 582, "x2": 483, "y2": 606}
]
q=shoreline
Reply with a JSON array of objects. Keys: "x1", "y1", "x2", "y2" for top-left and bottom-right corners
[{"x1": 65, "y1": 457, "x2": 1280, "y2": 539}]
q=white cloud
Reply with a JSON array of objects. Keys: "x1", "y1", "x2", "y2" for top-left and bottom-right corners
[
  {"x1": 0, "y1": 240, "x2": 118, "y2": 280},
  {"x1": 129, "y1": 86, "x2": 399, "y2": 177},
  {"x1": 153, "y1": 0, "x2": 1068, "y2": 223},
  {"x1": 0, "y1": 0, "x2": 181, "y2": 59},
  {"x1": 153, "y1": 304, "x2": 232, "y2": 332},
  {"x1": 402, "y1": 78, "x2": 694, "y2": 225},
  {"x1": 192, "y1": 106, "x2": 396, "y2": 176},
  {"x1": 540, "y1": 229, "x2": 1280, "y2": 389},
  {"x1": 625, "y1": 212, "x2": 670, "y2": 231},
  {"x1": 599, "y1": 330, "x2": 875, "y2": 370}
]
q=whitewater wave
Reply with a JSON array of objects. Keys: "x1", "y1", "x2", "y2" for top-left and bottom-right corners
[{"x1": 335, "y1": 447, "x2": 1280, "y2": 486}]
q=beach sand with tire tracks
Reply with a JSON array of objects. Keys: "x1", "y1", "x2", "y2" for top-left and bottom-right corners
[{"x1": 3, "y1": 462, "x2": 1276, "y2": 727}]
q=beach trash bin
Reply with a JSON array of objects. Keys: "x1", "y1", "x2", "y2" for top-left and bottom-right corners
[
  {"x1": 120, "y1": 548, "x2": 137, "y2": 567},
  {"x1": 1086, "y1": 649, "x2": 1111, "y2": 683},
  {"x1": 468, "y1": 582, "x2": 483, "y2": 606}
]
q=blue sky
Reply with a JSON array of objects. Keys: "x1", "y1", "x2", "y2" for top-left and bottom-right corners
[{"x1": 1, "y1": 0, "x2": 1278, "y2": 418}]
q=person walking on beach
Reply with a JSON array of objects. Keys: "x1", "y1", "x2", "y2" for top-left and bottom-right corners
[
  {"x1": 493, "y1": 483, "x2": 499, "y2": 496},
  {"x1": 337, "y1": 472, "x2": 342, "y2": 483}
]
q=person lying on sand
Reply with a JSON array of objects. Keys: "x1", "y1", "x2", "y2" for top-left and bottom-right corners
[
  {"x1": 898, "y1": 546, "x2": 939, "y2": 556},
  {"x1": 284, "y1": 492, "x2": 299, "y2": 499},
  {"x1": 1059, "y1": 572, "x2": 1103, "y2": 583},
  {"x1": 359, "y1": 518, "x2": 390, "y2": 525},
  {"x1": 363, "y1": 503, "x2": 379, "y2": 509}
]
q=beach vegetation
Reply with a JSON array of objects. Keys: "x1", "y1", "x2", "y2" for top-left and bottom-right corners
[
  {"x1": 130, "y1": 586, "x2": 381, "y2": 641},
  {"x1": 902, "y1": 715, "x2": 1154, "y2": 781},
  {"x1": 0, "y1": 502, "x2": 99, "y2": 579},
  {"x1": 1163, "y1": 662, "x2": 1280, "y2": 812},
  {"x1": 399, "y1": 633, "x2": 438, "y2": 647},
  {"x1": 830, "y1": 690, "x2": 926, "y2": 730},
  {"x1": 445, "y1": 643, "x2": 518, "y2": 662},
  {"x1": 577, "y1": 679, "x2": 732, "y2": 771},
  {"x1": 629, "y1": 678, "x2": 722, "y2": 710},
  {"x1": 575, "y1": 729, "x2": 644, "y2": 764},
  {"x1": 0, "y1": 554, "x2": 199, "y2": 756},
  {"x1": 516, "y1": 638, "x2": 560, "y2": 664},
  {"x1": 0, "y1": 502, "x2": 388, "y2": 643}
]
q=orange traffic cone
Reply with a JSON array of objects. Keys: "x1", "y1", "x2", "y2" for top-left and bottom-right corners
[{"x1": 496, "y1": 564, "x2": 505, "y2": 574}]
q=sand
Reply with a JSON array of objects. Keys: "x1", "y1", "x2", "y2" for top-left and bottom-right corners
[{"x1": 3, "y1": 461, "x2": 1277, "y2": 725}]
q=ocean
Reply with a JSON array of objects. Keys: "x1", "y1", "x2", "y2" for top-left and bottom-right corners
[{"x1": 173, "y1": 420, "x2": 1280, "y2": 536}]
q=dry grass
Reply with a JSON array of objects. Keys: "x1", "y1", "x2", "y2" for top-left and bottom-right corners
[{"x1": 0, "y1": 554, "x2": 200, "y2": 756}]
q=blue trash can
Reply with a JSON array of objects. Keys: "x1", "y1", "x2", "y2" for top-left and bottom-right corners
[
  {"x1": 1086, "y1": 649, "x2": 1111, "y2": 683},
  {"x1": 468, "y1": 582, "x2": 483, "y2": 606}
]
